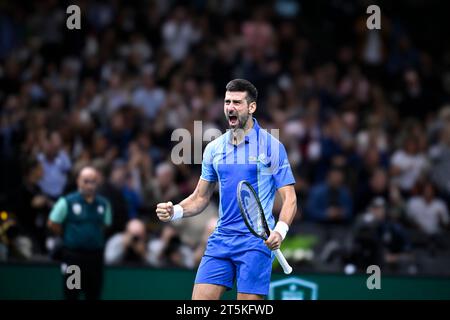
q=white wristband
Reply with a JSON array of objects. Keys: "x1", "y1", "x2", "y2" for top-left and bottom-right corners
[
  {"x1": 171, "y1": 204, "x2": 184, "y2": 221},
  {"x1": 274, "y1": 221, "x2": 289, "y2": 240}
]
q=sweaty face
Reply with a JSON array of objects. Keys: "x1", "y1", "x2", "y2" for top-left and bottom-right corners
[{"x1": 224, "y1": 91, "x2": 252, "y2": 130}]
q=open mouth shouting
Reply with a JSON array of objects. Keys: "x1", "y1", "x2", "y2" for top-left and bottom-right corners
[{"x1": 228, "y1": 114, "x2": 239, "y2": 127}]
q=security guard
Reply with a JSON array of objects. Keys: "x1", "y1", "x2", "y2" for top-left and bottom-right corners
[{"x1": 47, "y1": 166, "x2": 112, "y2": 300}]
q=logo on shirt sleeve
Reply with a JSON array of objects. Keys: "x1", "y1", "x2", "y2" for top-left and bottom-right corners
[
  {"x1": 72, "y1": 203, "x2": 82, "y2": 215},
  {"x1": 97, "y1": 205, "x2": 104, "y2": 215}
]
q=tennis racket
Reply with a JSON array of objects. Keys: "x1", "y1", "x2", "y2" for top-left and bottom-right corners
[{"x1": 237, "y1": 180, "x2": 293, "y2": 274}]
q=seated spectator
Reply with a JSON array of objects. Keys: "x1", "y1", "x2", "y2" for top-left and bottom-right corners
[
  {"x1": 348, "y1": 197, "x2": 412, "y2": 271},
  {"x1": 356, "y1": 167, "x2": 389, "y2": 214},
  {"x1": 406, "y1": 182, "x2": 449, "y2": 237},
  {"x1": 390, "y1": 136, "x2": 428, "y2": 196},
  {"x1": 147, "y1": 224, "x2": 194, "y2": 269},
  {"x1": 0, "y1": 213, "x2": 33, "y2": 261},
  {"x1": 104, "y1": 219, "x2": 149, "y2": 265},
  {"x1": 306, "y1": 166, "x2": 353, "y2": 223}
]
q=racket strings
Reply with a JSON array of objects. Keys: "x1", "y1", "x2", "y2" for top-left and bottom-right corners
[{"x1": 240, "y1": 184, "x2": 267, "y2": 238}]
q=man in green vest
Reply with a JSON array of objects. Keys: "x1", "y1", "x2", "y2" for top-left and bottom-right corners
[{"x1": 47, "y1": 166, "x2": 112, "y2": 300}]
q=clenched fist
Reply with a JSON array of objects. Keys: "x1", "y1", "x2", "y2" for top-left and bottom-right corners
[{"x1": 156, "y1": 201, "x2": 174, "y2": 222}]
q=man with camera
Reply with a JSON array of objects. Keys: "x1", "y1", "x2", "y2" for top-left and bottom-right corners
[{"x1": 104, "y1": 218, "x2": 149, "y2": 265}]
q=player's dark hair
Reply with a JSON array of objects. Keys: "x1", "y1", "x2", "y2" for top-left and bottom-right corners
[{"x1": 225, "y1": 79, "x2": 258, "y2": 104}]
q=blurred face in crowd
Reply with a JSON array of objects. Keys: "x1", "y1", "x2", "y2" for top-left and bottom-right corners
[
  {"x1": 49, "y1": 93, "x2": 64, "y2": 111},
  {"x1": 110, "y1": 165, "x2": 127, "y2": 187},
  {"x1": 328, "y1": 169, "x2": 344, "y2": 189},
  {"x1": 44, "y1": 132, "x2": 62, "y2": 160},
  {"x1": 92, "y1": 134, "x2": 109, "y2": 156},
  {"x1": 156, "y1": 163, "x2": 175, "y2": 189},
  {"x1": 423, "y1": 183, "x2": 435, "y2": 202},
  {"x1": 77, "y1": 167, "x2": 100, "y2": 199},
  {"x1": 143, "y1": 73, "x2": 155, "y2": 89},
  {"x1": 371, "y1": 169, "x2": 388, "y2": 192},
  {"x1": 224, "y1": 91, "x2": 256, "y2": 130},
  {"x1": 111, "y1": 112, "x2": 125, "y2": 131},
  {"x1": 404, "y1": 138, "x2": 418, "y2": 155},
  {"x1": 364, "y1": 148, "x2": 380, "y2": 168}
]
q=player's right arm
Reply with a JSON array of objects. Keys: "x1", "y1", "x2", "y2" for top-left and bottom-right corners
[{"x1": 156, "y1": 178, "x2": 216, "y2": 222}]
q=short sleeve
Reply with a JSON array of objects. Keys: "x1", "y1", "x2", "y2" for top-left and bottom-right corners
[
  {"x1": 49, "y1": 197, "x2": 68, "y2": 224},
  {"x1": 200, "y1": 142, "x2": 218, "y2": 182},
  {"x1": 270, "y1": 141, "x2": 296, "y2": 189}
]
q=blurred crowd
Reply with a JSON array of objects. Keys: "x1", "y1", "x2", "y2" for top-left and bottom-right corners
[{"x1": 1, "y1": 0, "x2": 450, "y2": 274}]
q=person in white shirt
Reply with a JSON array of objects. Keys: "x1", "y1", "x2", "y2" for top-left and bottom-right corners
[
  {"x1": 406, "y1": 182, "x2": 449, "y2": 236},
  {"x1": 390, "y1": 136, "x2": 428, "y2": 193}
]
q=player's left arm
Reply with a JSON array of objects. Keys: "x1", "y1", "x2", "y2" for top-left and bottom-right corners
[{"x1": 265, "y1": 185, "x2": 297, "y2": 250}]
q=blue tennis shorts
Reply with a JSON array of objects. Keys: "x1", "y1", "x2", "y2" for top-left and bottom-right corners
[{"x1": 194, "y1": 231, "x2": 274, "y2": 296}]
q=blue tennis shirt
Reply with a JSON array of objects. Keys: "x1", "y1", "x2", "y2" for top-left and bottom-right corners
[{"x1": 201, "y1": 118, "x2": 295, "y2": 235}]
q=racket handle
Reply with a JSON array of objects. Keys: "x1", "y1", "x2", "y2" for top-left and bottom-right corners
[{"x1": 274, "y1": 249, "x2": 293, "y2": 274}]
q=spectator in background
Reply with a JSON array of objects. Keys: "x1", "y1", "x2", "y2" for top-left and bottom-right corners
[
  {"x1": 173, "y1": 205, "x2": 218, "y2": 249},
  {"x1": 97, "y1": 166, "x2": 129, "y2": 237},
  {"x1": 15, "y1": 159, "x2": 52, "y2": 253},
  {"x1": 106, "y1": 111, "x2": 134, "y2": 159},
  {"x1": 193, "y1": 217, "x2": 218, "y2": 265},
  {"x1": 406, "y1": 182, "x2": 449, "y2": 238},
  {"x1": 104, "y1": 219, "x2": 149, "y2": 265},
  {"x1": 108, "y1": 161, "x2": 141, "y2": 220},
  {"x1": 143, "y1": 162, "x2": 180, "y2": 210},
  {"x1": 399, "y1": 69, "x2": 436, "y2": 119},
  {"x1": 429, "y1": 123, "x2": 450, "y2": 202},
  {"x1": 0, "y1": 94, "x2": 25, "y2": 211},
  {"x1": 348, "y1": 197, "x2": 412, "y2": 271},
  {"x1": 147, "y1": 224, "x2": 194, "y2": 269},
  {"x1": 0, "y1": 213, "x2": 33, "y2": 261},
  {"x1": 132, "y1": 67, "x2": 166, "y2": 121},
  {"x1": 390, "y1": 136, "x2": 428, "y2": 196},
  {"x1": 161, "y1": 6, "x2": 201, "y2": 62},
  {"x1": 103, "y1": 72, "x2": 130, "y2": 117},
  {"x1": 37, "y1": 131, "x2": 72, "y2": 200},
  {"x1": 306, "y1": 166, "x2": 353, "y2": 223},
  {"x1": 356, "y1": 167, "x2": 389, "y2": 214}
]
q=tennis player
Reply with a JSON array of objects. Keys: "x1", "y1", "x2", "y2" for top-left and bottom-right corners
[{"x1": 156, "y1": 79, "x2": 297, "y2": 300}]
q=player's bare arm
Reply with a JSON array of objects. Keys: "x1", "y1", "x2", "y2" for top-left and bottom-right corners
[
  {"x1": 156, "y1": 178, "x2": 216, "y2": 222},
  {"x1": 265, "y1": 185, "x2": 297, "y2": 250}
]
